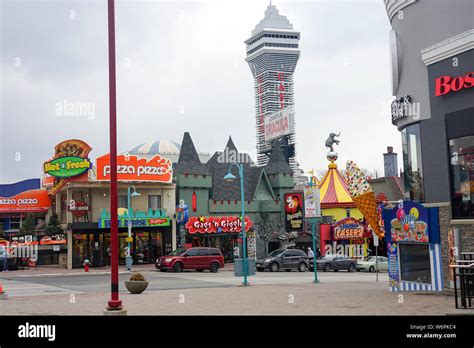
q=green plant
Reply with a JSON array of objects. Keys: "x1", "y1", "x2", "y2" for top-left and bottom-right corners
[
  {"x1": 45, "y1": 212, "x2": 63, "y2": 236},
  {"x1": 130, "y1": 272, "x2": 146, "y2": 281},
  {"x1": 19, "y1": 214, "x2": 36, "y2": 236}
]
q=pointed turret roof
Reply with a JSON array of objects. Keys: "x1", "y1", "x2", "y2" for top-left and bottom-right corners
[
  {"x1": 265, "y1": 141, "x2": 292, "y2": 175},
  {"x1": 317, "y1": 162, "x2": 355, "y2": 208},
  {"x1": 205, "y1": 137, "x2": 263, "y2": 201},
  {"x1": 174, "y1": 132, "x2": 209, "y2": 175},
  {"x1": 252, "y1": 4, "x2": 294, "y2": 36},
  {"x1": 225, "y1": 136, "x2": 238, "y2": 153}
]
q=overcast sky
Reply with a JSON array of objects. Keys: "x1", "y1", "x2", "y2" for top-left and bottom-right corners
[{"x1": 0, "y1": 0, "x2": 401, "y2": 184}]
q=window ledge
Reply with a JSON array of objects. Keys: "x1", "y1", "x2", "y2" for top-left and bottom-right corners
[
  {"x1": 450, "y1": 219, "x2": 474, "y2": 225},
  {"x1": 423, "y1": 202, "x2": 450, "y2": 208}
]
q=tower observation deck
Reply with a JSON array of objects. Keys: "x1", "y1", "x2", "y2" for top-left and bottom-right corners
[{"x1": 245, "y1": 4, "x2": 300, "y2": 169}]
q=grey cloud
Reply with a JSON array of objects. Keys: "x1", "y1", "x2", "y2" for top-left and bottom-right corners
[{"x1": 1, "y1": 0, "x2": 400, "y2": 183}]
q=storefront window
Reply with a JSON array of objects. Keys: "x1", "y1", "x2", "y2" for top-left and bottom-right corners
[
  {"x1": 186, "y1": 234, "x2": 238, "y2": 262},
  {"x1": 72, "y1": 234, "x2": 88, "y2": 268},
  {"x1": 399, "y1": 243, "x2": 431, "y2": 284},
  {"x1": 450, "y1": 135, "x2": 474, "y2": 219},
  {"x1": 59, "y1": 194, "x2": 67, "y2": 222},
  {"x1": 89, "y1": 233, "x2": 104, "y2": 267},
  {"x1": 401, "y1": 124, "x2": 424, "y2": 201},
  {"x1": 10, "y1": 218, "x2": 21, "y2": 230},
  {"x1": 119, "y1": 232, "x2": 129, "y2": 265},
  {"x1": 150, "y1": 233, "x2": 163, "y2": 261},
  {"x1": 135, "y1": 232, "x2": 150, "y2": 263},
  {"x1": 148, "y1": 195, "x2": 162, "y2": 211},
  {"x1": 118, "y1": 195, "x2": 128, "y2": 209}
]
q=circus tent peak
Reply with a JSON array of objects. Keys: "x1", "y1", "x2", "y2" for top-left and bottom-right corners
[{"x1": 317, "y1": 162, "x2": 355, "y2": 208}]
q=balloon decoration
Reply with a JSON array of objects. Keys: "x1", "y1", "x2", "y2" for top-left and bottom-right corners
[{"x1": 389, "y1": 203, "x2": 428, "y2": 242}]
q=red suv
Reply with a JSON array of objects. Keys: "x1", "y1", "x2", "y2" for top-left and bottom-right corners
[{"x1": 155, "y1": 247, "x2": 224, "y2": 273}]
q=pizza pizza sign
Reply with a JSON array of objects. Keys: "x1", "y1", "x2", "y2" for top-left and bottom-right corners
[{"x1": 96, "y1": 154, "x2": 172, "y2": 183}]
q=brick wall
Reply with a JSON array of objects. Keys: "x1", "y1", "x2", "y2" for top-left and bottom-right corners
[
  {"x1": 460, "y1": 224, "x2": 474, "y2": 253},
  {"x1": 438, "y1": 205, "x2": 451, "y2": 288},
  {"x1": 438, "y1": 204, "x2": 474, "y2": 288}
]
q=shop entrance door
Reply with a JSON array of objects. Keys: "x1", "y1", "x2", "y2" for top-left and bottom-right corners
[
  {"x1": 90, "y1": 233, "x2": 104, "y2": 267},
  {"x1": 220, "y1": 235, "x2": 238, "y2": 263},
  {"x1": 135, "y1": 232, "x2": 150, "y2": 264},
  {"x1": 72, "y1": 234, "x2": 88, "y2": 268},
  {"x1": 119, "y1": 233, "x2": 129, "y2": 266},
  {"x1": 150, "y1": 232, "x2": 163, "y2": 262}
]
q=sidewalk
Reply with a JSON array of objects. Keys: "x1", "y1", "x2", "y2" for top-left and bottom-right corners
[
  {"x1": 0, "y1": 262, "x2": 235, "y2": 278},
  {"x1": 0, "y1": 279, "x2": 465, "y2": 315}
]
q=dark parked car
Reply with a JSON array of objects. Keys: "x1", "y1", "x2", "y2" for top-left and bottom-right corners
[
  {"x1": 256, "y1": 249, "x2": 308, "y2": 272},
  {"x1": 309, "y1": 254, "x2": 356, "y2": 272},
  {"x1": 155, "y1": 247, "x2": 224, "y2": 273}
]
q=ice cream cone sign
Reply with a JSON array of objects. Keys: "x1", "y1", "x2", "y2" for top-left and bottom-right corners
[{"x1": 346, "y1": 160, "x2": 385, "y2": 239}]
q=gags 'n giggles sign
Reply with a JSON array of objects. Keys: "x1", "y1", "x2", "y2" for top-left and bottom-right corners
[{"x1": 185, "y1": 216, "x2": 253, "y2": 234}]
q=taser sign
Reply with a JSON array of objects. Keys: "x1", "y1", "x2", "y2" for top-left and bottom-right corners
[{"x1": 44, "y1": 156, "x2": 91, "y2": 178}]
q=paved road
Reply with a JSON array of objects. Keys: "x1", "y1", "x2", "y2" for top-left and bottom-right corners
[
  {"x1": 1, "y1": 269, "x2": 388, "y2": 297},
  {"x1": 1, "y1": 270, "x2": 460, "y2": 316}
]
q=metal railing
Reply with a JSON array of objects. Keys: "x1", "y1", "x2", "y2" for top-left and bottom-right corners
[
  {"x1": 451, "y1": 252, "x2": 474, "y2": 309},
  {"x1": 461, "y1": 251, "x2": 474, "y2": 261}
]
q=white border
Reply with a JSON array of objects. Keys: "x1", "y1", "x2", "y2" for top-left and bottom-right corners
[
  {"x1": 384, "y1": 0, "x2": 417, "y2": 22},
  {"x1": 421, "y1": 29, "x2": 474, "y2": 66}
]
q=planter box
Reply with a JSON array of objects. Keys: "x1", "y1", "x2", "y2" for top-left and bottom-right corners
[{"x1": 124, "y1": 280, "x2": 149, "y2": 294}]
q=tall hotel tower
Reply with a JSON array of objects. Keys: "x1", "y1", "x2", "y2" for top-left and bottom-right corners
[{"x1": 245, "y1": 4, "x2": 300, "y2": 169}]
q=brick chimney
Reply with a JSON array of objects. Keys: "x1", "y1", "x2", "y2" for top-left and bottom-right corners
[{"x1": 383, "y1": 146, "x2": 398, "y2": 177}]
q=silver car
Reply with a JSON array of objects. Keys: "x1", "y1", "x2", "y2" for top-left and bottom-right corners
[
  {"x1": 357, "y1": 256, "x2": 388, "y2": 272},
  {"x1": 313, "y1": 255, "x2": 357, "y2": 272}
]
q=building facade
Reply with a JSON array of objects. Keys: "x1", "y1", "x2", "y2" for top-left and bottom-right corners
[
  {"x1": 385, "y1": 0, "x2": 474, "y2": 287},
  {"x1": 174, "y1": 132, "x2": 298, "y2": 260},
  {"x1": 56, "y1": 181, "x2": 176, "y2": 269},
  {"x1": 245, "y1": 4, "x2": 300, "y2": 170},
  {"x1": 41, "y1": 139, "x2": 177, "y2": 269},
  {"x1": 0, "y1": 179, "x2": 55, "y2": 268},
  {"x1": 0, "y1": 179, "x2": 49, "y2": 234}
]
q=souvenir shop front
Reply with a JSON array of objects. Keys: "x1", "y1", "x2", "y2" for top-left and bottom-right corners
[
  {"x1": 0, "y1": 179, "x2": 63, "y2": 267},
  {"x1": 323, "y1": 217, "x2": 373, "y2": 258},
  {"x1": 383, "y1": 201, "x2": 443, "y2": 292},
  {"x1": 70, "y1": 209, "x2": 173, "y2": 268},
  {"x1": 184, "y1": 215, "x2": 255, "y2": 262},
  {"x1": 0, "y1": 179, "x2": 51, "y2": 236}
]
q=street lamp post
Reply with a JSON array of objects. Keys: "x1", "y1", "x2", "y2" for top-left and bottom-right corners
[
  {"x1": 126, "y1": 186, "x2": 140, "y2": 271},
  {"x1": 106, "y1": 0, "x2": 122, "y2": 312},
  {"x1": 309, "y1": 179, "x2": 320, "y2": 284},
  {"x1": 224, "y1": 163, "x2": 249, "y2": 286}
]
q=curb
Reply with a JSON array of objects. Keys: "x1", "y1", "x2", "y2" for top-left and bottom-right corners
[
  {"x1": 0, "y1": 267, "x2": 235, "y2": 278},
  {"x1": 0, "y1": 271, "x2": 135, "y2": 278}
]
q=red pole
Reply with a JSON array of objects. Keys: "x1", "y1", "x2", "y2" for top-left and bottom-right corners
[{"x1": 107, "y1": 0, "x2": 122, "y2": 310}]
